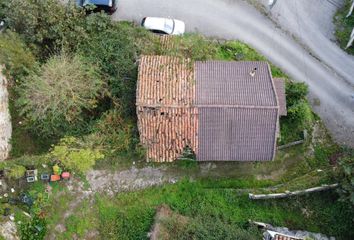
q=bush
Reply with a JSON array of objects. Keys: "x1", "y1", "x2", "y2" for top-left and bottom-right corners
[
  {"x1": 19, "y1": 215, "x2": 47, "y2": 240},
  {"x1": 0, "y1": 31, "x2": 36, "y2": 81},
  {"x1": 50, "y1": 136, "x2": 104, "y2": 173},
  {"x1": 285, "y1": 81, "x2": 308, "y2": 106},
  {"x1": 89, "y1": 110, "x2": 138, "y2": 152},
  {"x1": 280, "y1": 81, "x2": 313, "y2": 144},
  {"x1": 336, "y1": 149, "x2": 354, "y2": 207},
  {"x1": 17, "y1": 53, "x2": 104, "y2": 137},
  {"x1": 7, "y1": 164, "x2": 26, "y2": 179}
]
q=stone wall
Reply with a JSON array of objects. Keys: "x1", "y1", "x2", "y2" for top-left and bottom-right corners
[{"x1": 0, "y1": 67, "x2": 11, "y2": 161}]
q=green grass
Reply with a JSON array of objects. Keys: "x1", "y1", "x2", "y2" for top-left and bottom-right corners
[
  {"x1": 334, "y1": 0, "x2": 354, "y2": 55},
  {"x1": 94, "y1": 180, "x2": 353, "y2": 240}
]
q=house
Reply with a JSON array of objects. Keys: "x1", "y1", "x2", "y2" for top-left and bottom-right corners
[
  {"x1": 264, "y1": 230, "x2": 303, "y2": 240},
  {"x1": 136, "y1": 55, "x2": 286, "y2": 162}
]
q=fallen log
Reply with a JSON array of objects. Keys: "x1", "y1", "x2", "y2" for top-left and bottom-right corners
[
  {"x1": 345, "y1": 27, "x2": 354, "y2": 49},
  {"x1": 346, "y1": 0, "x2": 354, "y2": 18},
  {"x1": 249, "y1": 183, "x2": 339, "y2": 200}
]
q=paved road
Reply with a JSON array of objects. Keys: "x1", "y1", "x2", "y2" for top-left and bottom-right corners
[{"x1": 113, "y1": 0, "x2": 354, "y2": 146}]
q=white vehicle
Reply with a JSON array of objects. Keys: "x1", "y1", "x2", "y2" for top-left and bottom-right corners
[{"x1": 141, "y1": 17, "x2": 185, "y2": 35}]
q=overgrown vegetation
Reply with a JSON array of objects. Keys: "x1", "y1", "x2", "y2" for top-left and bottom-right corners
[
  {"x1": 1, "y1": 0, "x2": 352, "y2": 239},
  {"x1": 49, "y1": 137, "x2": 104, "y2": 173},
  {"x1": 336, "y1": 148, "x2": 354, "y2": 208},
  {"x1": 0, "y1": 31, "x2": 35, "y2": 81},
  {"x1": 17, "y1": 54, "x2": 104, "y2": 137},
  {"x1": 334, "y1": 0, "x2": 354, "y2": 55},
  {"x1": 280, "y1": 82, "x2": 314, "y2": 144},
  {"x1": 95, "y1": 180, "x2": 353, "y2": 240}
]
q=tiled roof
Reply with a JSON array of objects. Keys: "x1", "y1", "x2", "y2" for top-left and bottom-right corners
[
  {"x1": 197, "y1": 108, "x2": 278, "y2": 161},
  {"x1": 274, "y1": 78, "x2": 287, "y2": 116},
  {"x1": 137, "y1": 107, "x2": 198, "y2": 162},
  {"x1": 195, "y1": 61, "x2": 278, "y2": 106},
  {"x1": 137, "y1": 55, "x2": 194, "y2": 107},
  {"x1": 137, "y1": 56, "x2": 285, "y2": 162},
  {"x1": 274, "y1": 234, "x2": 302, "y2": 240},
  {"x1": 195, "y1": 61, "x2": 279, "y2": 161},
  {"x1": 137, "y1": 56, "x2": 197, "y2": 162}
]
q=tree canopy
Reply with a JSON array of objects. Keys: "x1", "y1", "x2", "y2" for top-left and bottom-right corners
[{"x1": 17, "y1": 54, "x2": 104, "y2": 137}]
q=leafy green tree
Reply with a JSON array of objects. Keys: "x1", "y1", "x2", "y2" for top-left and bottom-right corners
[
  {"x1": 76, "y1": 18, "x2": 137, "y2": 115},
  {"x1": 3, "y1": 0, "x2": 86, "y2": 58},
  {"x1": 0, "y1": 31, "x2": 36, "y2": 81},
  {"x1": 50, "y1": 136, "x2": 104, "y2": 173},
  {"x1": 285, "y1": 81, "x2": 308, "y2": 106},
  {"x1": 17, "y1": 54, "x2": 104, "y2": 137}
]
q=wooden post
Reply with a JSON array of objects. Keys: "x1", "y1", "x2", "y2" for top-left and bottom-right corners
[{"x1": 249, "y1": 184, "x2": 339, "y2": 200}]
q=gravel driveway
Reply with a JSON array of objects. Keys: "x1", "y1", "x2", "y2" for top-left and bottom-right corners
[{"x1": 113, "y1": 0, "x2": 354, "y2": 147}]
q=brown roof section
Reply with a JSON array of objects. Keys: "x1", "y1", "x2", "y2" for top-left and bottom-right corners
[
  {"x1": 274, "y1": 78, "x2": 287, "y2": 116},
  {"x1": 137, "y1": 56, "x2": 197, "y2": 162},
  {"x1": 137, "y1": 55, "x2": 194, "y2": 107},
  {"x1": 195, "y1": 61, "x2": 278, "y2": 106},
  {"x1": 274, "y1": 234, "x2": 302, "y2": 240},
  {"x1": 197, "y1": 108, "x2": 278, "y2": 161}
]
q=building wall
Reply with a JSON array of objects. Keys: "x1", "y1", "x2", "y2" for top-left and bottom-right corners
[{"x1": 0, "y1": 67, "x2": 11, "y2": 161}]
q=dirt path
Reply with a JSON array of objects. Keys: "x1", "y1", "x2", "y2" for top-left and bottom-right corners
[{"x1": 86, "y1": 166, "x2": 179, "y2": 195}]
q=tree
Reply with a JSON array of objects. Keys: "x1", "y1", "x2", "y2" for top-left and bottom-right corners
[
  {"x1": 0, "y1": 31, "x2": 36, "y2": 81},
  {"x1": 50, "y1": 136, "x2": 104, "y2": 173},
  {"x1": 3, "y1": 0, "x2": 86, "y2": 59},
  {"x1": 76, "y1": 19, "x2": 137, "y2": 115},
  {"x1": 17, "y1": 53, "x2": 104, "y2": 137}
]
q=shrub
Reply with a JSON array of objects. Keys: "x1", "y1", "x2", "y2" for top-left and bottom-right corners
[
  {"x1": 285, "y1": 81, "x2": 308, "y2": 106},
  {"x1": 0, "y1": 31, "x2": 36, "y2": 81},
  {"x1": 17, "y1": 53, "x2": 104, "y2": 137},
  {"x1": 50, "y1": 136, "x2": 104, "y2": 173},
  {"x1": 7, "y1": 164, "x2": 26, "y2": 179},
  {"x1": 89, "y1": 110, "x2": 138, "y2": 152},
  {"x1": 336, "y1": 149, "x2": 354, "y2": 207},
  {"x1": 19, "y1": 215, "x2": 47, "y2": 240},
  {"x1": 280, "y1": 81, "x2": 313, "y2": 144}
]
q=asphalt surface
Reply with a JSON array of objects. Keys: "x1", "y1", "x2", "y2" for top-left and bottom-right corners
[{"x1": 113, "y1": 0, "x2": 354, "y2": 147}]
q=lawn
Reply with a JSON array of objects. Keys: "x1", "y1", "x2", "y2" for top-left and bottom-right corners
[{"x1": 94, "y1": 180, "x2": 353, "y2": 240}]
